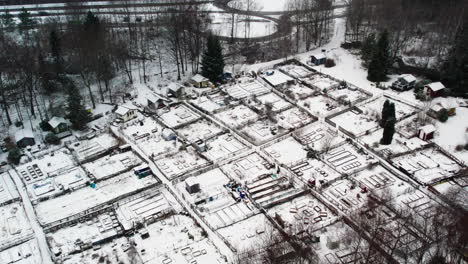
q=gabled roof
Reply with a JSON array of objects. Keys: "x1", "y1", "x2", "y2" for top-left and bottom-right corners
[
  {"x1": 15, "y1": 129, "x2": 34, "y2": 141},
  {"x1": 167, "y1": 82, "x2": 184, "y2": 92},
  {"x1": 115, "y1": 105, "x2": 136, "y2": 116},
  {"x1": 419, "y1": 124, "x2": 436, "y2": 134},
  {"x1": 191, "y1": 74, "x2": 208, "y2": 83},
  {"x1": 48, "y1": 116, "x2": 68, "y2": 129},
  {"x1": 147, "y1": 93, "x2": 171, "y2": 104},
  {"x1": 400, "y1": 74, "x2": 416, "y2": 83},
  {"x1": 425, "y1": 82, "x2": 445, "y2": 92},
  {"x1": 311, "y1": 53, "x2": 326, "y2": 60}
]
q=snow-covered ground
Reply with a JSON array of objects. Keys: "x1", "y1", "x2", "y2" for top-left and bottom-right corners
[{"x1": 433, "y1": 107, "x2": 468, "y2": 162}]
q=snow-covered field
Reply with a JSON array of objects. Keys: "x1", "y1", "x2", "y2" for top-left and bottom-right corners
[
  {"x1": 204, "y1": 133, "x2": 248, "y2": 161},
  {"x1": 177, "y1": 118, "x2": 224, "y2": 143},
  {"x1": 155, "y1": 148, "x2": 210, "y2": 180},
  {"x1": 83, "y1": 151, "x2": 143, "y2": 181},
  {"x1": 228, "y1": 0, "x2": 291, "y2": 12},
  {"x1": 264, "y1": 137, "x2": 307, "y2": 166},
  {"x1": 157, "y1": 104, "x2": 201, "y2": 128},
  {"x1": 215, "y1": 104, "x2": 260, "y2": 128}
]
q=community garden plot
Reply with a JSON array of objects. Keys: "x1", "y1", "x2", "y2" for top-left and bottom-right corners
[
  {"x1": 323, "y1": 144, "x2": 374, "y2": 173},
  {"x1": 0, "y1": 173, "x2": 20, "y2": 205},
  {"x1": 327, "y1": 86, "x2": 369, "y2": 104},
  {"x1": 290, "y1": 159, "x2": 342, "y2": 186},
  {"x1": 299, "y1": 94, "x2": 346, "y2": 117},
  {"x1": 222, "y1": 152, "x2": 274, "y2": 182},
  {"x1": 69, "y1": 133, "x2": 119, "y2": 163},
  {"x1": 133, "y1": 214, "x2": 225, "y2": 264},
  {"x1": 155, "y1": 148, "x2": 210, "y2": 180},
  {"x1": 176, "y1": 168, "x2": 258, "y2": 229},
  {"x1": 34, "y1": 172, "x2": 158, "y2": 225},
  {"x1": 359, "y1": 97, "x2": 417, "y2": 121},
  {"x1": 121, "y1": 118, "x2": 182, "y2": 157},
  {"x1": 0, "y1": 202, "x2": 34, "y2": 249},
  {"x1": 239, "y1": 118, "x2": 289, "y2": 145},
  {"x1": 204, "y1": 133, "x2": 248, "y2": 161},
  {"x1": 176, "y1": 118, "x2": 224, "y2": 143},
  {"x1": 391, "y1": 147, "x2": 463, "y2": 184},
  {"x1": 190, "y1": 95, "x2": 224, "y2": 113},
  {"x1": 294, "y1": 122, "x2": 345, "y2": 152},
  {"x1": 360, "y1": 129, "x2": 427, "y2": 157},
  {"x1": 353, "y1": 165, "x2": 410, "y2": 196},
  {"x1": 284, "y1": 83, "x2": 316, "y2": 100},
  {"x1": 267, "y1": 194, "x2": 337, "y2": 235},
  {"x1": 116, "y1": 187, "x2": 179, "y2": 231},
  {"x1": 264, "y1": 137, "x2": 307, "y2": 166},
  {"x1": 279, "y1": 64, "x2": 315, "y2": 79},
  {"x1": 247, "y1": 92, "x2": 292, "y2": 112},
  {"x1": 276, "y1": 107, "x2": 315, "y2": 129},
  {"x1": 24, "y1": 166, "x2": 89, "y2": 201},
  {"x1": 16, "y1": 148, "x2": 75, "y2": 184},
  {"x1": 83, "y1": 151, "x2": 143, "y2": 181},
  {"x1": 395, "y1": 189, "x2": 446, "y2": 227},
  {"x1": 0, "y1": 239, "x2": 42, "y2": 264},
  {"x1": 246, "y1": 171, "x2": 304, "y2": 208},
  {"x1": 157, "y1": 104, "x2": 201, "y2": 128},
  {"x1": 214, "y1": 104, "x2": 260, "y2": 128},
  {"x1": 330, "y1": 108, "x2": 379, "y2": 136},
  {"x1": 46, "y1": 210, "x2": 123, "y2": 257},
  {"x1": 301, "y1": 75, "x2": 340, "y2": 92},
  {"x1": 223, "y1": 77, "x2": 270, "y2": 99},
  {"x1": 321, "y1": 179, "x2": 367, "y2": 213},
  {"x1": 60, "y1": 236, "x2": 135, "y2": 264},
  {"x1": 310, "y1": 220, "x2": 367, "y2": 264},
  {"x1": 217, "y1": 213, "x2": 275, "y2": 253},
  {"x1": 262, "y1": 71, "x2": 295, "y2": 89}
]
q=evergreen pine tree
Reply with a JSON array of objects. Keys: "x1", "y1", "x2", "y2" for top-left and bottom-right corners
[
  {"x1": 380, "y1": 99, "x2": 390, "y2": 127},
  {"x1": 442, "y1": 17, "x2": 468, "y2": 97},
  {"x1": 380, "y1": 117, "x2": 395, "y2": 145},
  {"x1": 367, "y1": 30, "x2": 391, "y2": 82},
  {"x1": 18, "y1": 8, "x2": 35, "y2": 29},
  {"x1": 1, "y1": 10, "x2": 15, "y2": 29},
  {"x1": 49, "y1": 30, "x2": 63, "y2": 73},
  {"x1": 66, "y1": 81, "x2": 91, "y2": 130},
  {"x1": 201, "y1": 34, "x2": 225, "y2": 84},
  {"x1": 361, "y1": 33, "x2": 376, "y2": 66}
]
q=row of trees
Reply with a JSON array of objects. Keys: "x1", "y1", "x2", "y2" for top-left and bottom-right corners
[{"x1": 0, "y1": 2, "x2": 213, "y2": 129}]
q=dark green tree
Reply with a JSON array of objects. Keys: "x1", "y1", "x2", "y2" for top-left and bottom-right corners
[
  {"x1": 367, "y1": 30, "x2": 391, "y2": 82},
  {"x1": 438, "y1": 108, "x2": 449, "y2": 122},
  {"x1": 201, "y1": 34, "x2": 225, "y2": 84},
  {"x1": 18, "y1": 8, "x2": 35, "y2": 29},
  {"x1": 1, "y1": 10, "x2": 15, "y2": 29},
  {"x1": 442, "y1": 17, "x2": 468, "y2": 97},
  {"x1": 7, "y1": 148, "x2": 21, "y2": 165},
  {"x1": 49, "y1": 30, "x2": 63, "y2": 73},
  {"x1": 66, "y1": 80, "x2": 91, "y2": 130},
  {"x1": 380, "y1": 100, "x2": 395, "y2": 127},
  {"x1": 361, "y1": 33, "x2": 376, "y2": 66},
  {"x1": 380, "y1": 118, "x2": 395, "y2": 145},
  {"x1": 45, "y1": 133, "x2": 60, "y2": 145}
]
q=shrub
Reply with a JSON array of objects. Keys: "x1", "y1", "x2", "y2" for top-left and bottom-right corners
[
  {"x1": 7, "y1": 148, "x2": 21, "y2": 165},
  {"x1": 455, "y1": 145, "x2": 464, "y2": 151},
  {"x1": 324, "y1": 59, "x2": 336, "y2": 68},
  {"x1": 40, "y1": 120, "x2": 52, "y2": 131},
  {"x1": 464, "y1": 144, "x2": 468, "y2": 151},
  {"x1": 14, "y1": 120, "x2": 23, "y2": 127},
  {"x1": 45, "y1": 133, "x2": 60, "y2": 145},
  {"x1": 438, "y1": 109, "x2": 449, "y2": 122}
]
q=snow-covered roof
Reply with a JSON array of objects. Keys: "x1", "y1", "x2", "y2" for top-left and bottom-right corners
[
  {"x1": 115, "y1": 105, "x2": 136, "y2": 116},
  {"x1": 400, "y1": 74, "x2": 416, "y2": 83},
  {"x1": 48, "y1": 116, "x2": 68, "y2": 129},
  {"x1": 311, "y1": 53, "x2": 326, "y2": 60},
  {"x1": 147, "y1": 93, "x2": 171, "y2": 104},
  {"x1": 191, "y1": 74, "x2": 208, "y2": 83},
  {"x1": 425, "y1": 82, "x2": 445, "y2": 92},
  {"x1": 419, "y1": 124, "x2": 436, "y2": 134},
  {"x1": 15, "y1": 128, "x2": 34, "y2": 141},
  {"x1": 263, "y1": 71, "x2": 294, "y2": 86},
  {"x1": 431, "y1": 104, "x2": 443, "y2": 112},
  {"x1": 185, "y1": 176, "x2": 199, "y2": 187},
  {"x1": 167, "y1": 82, "x2": 184, "y2": 92}
]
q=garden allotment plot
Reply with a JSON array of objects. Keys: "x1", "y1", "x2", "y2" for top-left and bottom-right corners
[
  {"x1": 222, "y1": 152, "x2": 274, "y2": 182},
  {"x1": 176, "y1": 118, "x2": 225, "y2": 143},
  {"x1": 157, "y1": 103, "x2": 201, "y2": 128},
  {"x1": 121, "y1": 117, "x2": 182, "y2": 157},
  {"x1": 323, "y1": 143, "x2": 375, "y2": 174},
  {"x1": 0, "y1": 202, "x2": 33, "y2": 250},
  {"x1": 223, "y1": 77, "x2": 270, "y2": 100},
  {"x1": 203, "y1": 133, "x2": 248, "y2": 162},
  {"x1": 214, "y1": 104, "x2": 260, "y2": 128},
  {"x1": 176, "y1": 168, "x2": 258, "y2": 229},
  {"x1": 155, "y1": 148, "x2": 210, "y2": 180}
]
